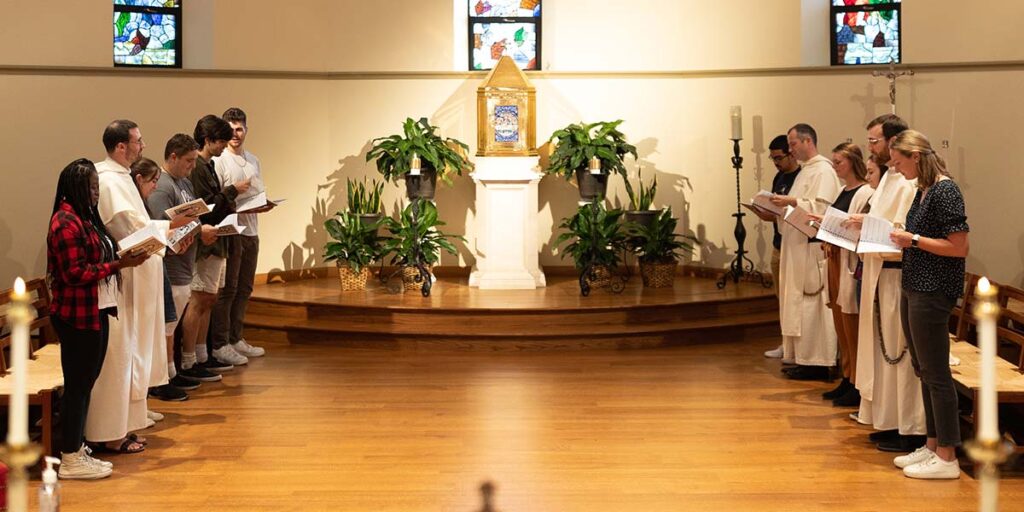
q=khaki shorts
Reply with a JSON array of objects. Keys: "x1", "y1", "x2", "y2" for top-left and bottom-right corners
[
  {"x1": 164, "y1": 284, "x2": 192, "y2": 336},
  {"x1": 191, "y1": 256, "x2": 226, "y2": 294}
]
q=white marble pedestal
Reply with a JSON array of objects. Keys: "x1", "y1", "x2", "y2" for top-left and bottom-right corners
[{"x1": 468, "y1": 157, "x2": 546, "y2": 289}]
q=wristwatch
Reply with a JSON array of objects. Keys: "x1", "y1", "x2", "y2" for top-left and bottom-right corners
[{"x1": 911, "y1": 234, "x2": 921, "y2": 248}]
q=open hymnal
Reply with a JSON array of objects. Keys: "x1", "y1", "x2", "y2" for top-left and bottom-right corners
[
  {"x1": 815, "y1": 207, "x2": 860, "y2": 252},
  {"x1": 745, "y1": 190, "x2": 785, "y2": 216},
  {"x1": 782, "y1": 205, "x2": 818, "y2": 239},
  {"x1": 164, "y1": 198, "x2": 213, "y2": 220},
  {"x1": 216, "y1": 214, "x2": 245, "y2": 236},
  {"x1": 235, "y1": 192, "x2": 286, "y2": 214},
  {"x1": 116, "y1": 223, "x2": 167, "y2": 258},
  {"x1": 857, "y1": 215, "x2": 902, "y2": 254},
  {"x1": 167, "y1": 220, "x2": 201, "y2": 254}
]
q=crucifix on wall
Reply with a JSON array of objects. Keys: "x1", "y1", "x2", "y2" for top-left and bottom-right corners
[{"x1": 872, "y1": 59, "x2": 914, "y2": 114}]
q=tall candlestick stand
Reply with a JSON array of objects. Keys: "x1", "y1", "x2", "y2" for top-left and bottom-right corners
[
  {"x1": 0, "y1": 279, "x2": 43, "y2": 512},
  {"x1": 717, "y1": 139, "x2": 772, "y2": 289},
  {"x1": 965, "y1": 278, "x2": 1012, "y2": 512}
]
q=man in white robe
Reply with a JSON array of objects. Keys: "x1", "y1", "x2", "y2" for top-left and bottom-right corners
[
  {"x1": 852, "y1": 115, "x2": 926, "y2": 451},
  {"x1": 87, "y1": 120, "x2": 169, "y2": 450},
  {"x1": 772, "y1": 124, "x2": 841, "y2": 379}
]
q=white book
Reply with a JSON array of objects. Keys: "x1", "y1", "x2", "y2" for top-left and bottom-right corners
[
  {"x1": 117, "y1": 222, "x2": 167, "y2": 258},
  {"x1": 236, "y1": 192, "x2": 286, "y2": 214},
  {"x1": 167, "y1": 220, "x2": 201, "y2": 254},
  {"x1": 164, "y1": 198, "x2": 213, "y2": 220},
  {"x1": 782, "y1": 205, "x2": 818, "y2": 239},
  {"x1": 815, "y1": 207, "x2": 860, "y2": 252},
  {"x1": 751, "y1": 190, "x2": 785, "y2": 216},
  {"x1": 216, "y1": 214, "x2": 245, "y2": 236},
  {"x1": 857, "y1": 215, "x2": 902, "y2": 254}
]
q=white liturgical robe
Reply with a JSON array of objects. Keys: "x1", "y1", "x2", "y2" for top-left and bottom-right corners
[
  {"x1": 778, "y1": 154, "x2": 841, "y2": 366},
  {"x1": 854, "y1": 168, "x2": 925, "y2": 435},
  {"x1": 86, "y1": 157, "x2": 170, "y2": 442}
]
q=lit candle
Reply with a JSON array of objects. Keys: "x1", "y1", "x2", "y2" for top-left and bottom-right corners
[
  {"x1": 588, "y1": 156, "x2": 601, "y2": 175},
  {"x1": 7, "y1": 277, "x2": 30, "y2": 446},
  {"x1": 410, "y1": 152, "x2": 421, "y2": 176},
  {"x1": 975, "y1": 277, "x2": 1000, "y2": 443},
  {"x1": 730, "y1": 106, "x2": 742, "y2": 140}
]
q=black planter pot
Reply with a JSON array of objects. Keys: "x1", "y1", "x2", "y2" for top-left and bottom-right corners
[
  {"x1": 404, "y1": 168, "x2": 437, "y2": 200},
  {"x1": 625, "y1": 210, "x2": 657, "y2": 229},
  {"x1": 574, "y1": 168, "x2": 608, "y2": 202}
]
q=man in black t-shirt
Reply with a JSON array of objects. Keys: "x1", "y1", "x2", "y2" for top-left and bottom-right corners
[{"x1": 757, "y1": 135, "x2": 801, "y2": 359}]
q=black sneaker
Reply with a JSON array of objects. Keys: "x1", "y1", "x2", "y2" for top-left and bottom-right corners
[
  {"x1": 868, "y1": 429, "x2": 899, "y2": 443},
  {"x1": 832, "y1": 387, "x2": 861, "y2": 407},
  {"x1": 148, "y1": 384, "x2": 189, "y2": 402},
  {"x1": 169, "y1": 375, "x2": 201, "y2": 390},
  {"x1": 201, "y1": 358, "x2": 234, "y2": 373},
  {"x1": 179, "y1": 365, "x2": 223, "y2": 383}
]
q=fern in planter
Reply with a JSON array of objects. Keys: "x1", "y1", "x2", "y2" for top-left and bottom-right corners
[
  {"x1": 555, "y1": 200, "x2": 628, "y2": 271},
  {"x1": 365, "y1": 117, "x2": 474, "y2": 186},
  {"x1": 629, "y1": 208, "x2": 695, "y2": 264},
  {"x1": 381, "y1": 199, "x2": 464, "y2": 267},
  {"x1": 545, "y1": 120, "x2": 638, "y2": 179},
  {"x1": 323, "y1": 211, "x2": 387, "y2": 273}
]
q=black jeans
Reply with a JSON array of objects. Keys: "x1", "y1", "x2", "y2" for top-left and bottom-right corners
[
  {"x1": 901, "y1": 288, "x2": 961, "y2": 447},
  {"x1": 211, "y1": 235, "x2": 259, "y2": 349},
  {"x1": 52, "y1": 314, "x2": 109, "y2": 454}
]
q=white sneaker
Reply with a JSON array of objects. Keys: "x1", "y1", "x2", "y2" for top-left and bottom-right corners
[
  {"x1": 764, "y1": 345, "x2": 784, "y2": 358},
  {"x1": 213, "y1": 345, "x2": 249, "y2": 366},
  {"x1": 903, "y1": 455, "x2": 961, "y2": 480},
  {"x1": 147, "y1": 410, "x2": 165, "y2": 422},
  {"x1": 80, "y1": 445, "x2": 113, "y2": 469},
  {"x1": 894, "y1": 446, "x2": 934, "y2": 469},
  {"x1": 60, "y1": 451, "x2": 112, "y2": 480},
  {"x1": 233, "y1": 339, "x2": 265, "y2": 357}
]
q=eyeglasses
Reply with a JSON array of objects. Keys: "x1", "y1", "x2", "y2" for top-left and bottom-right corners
[
  {"x1": 129, "y1": 138, "x2": 145, "y2": 147},
  {"x1": 769, "y1": 154, "x2": 790, "y2": 162}
]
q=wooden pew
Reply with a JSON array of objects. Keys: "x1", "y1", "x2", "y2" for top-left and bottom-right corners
[
  {"x1": 949, "y1": 278, "x2": 1024, "y2": 467},
  {"x1": 0, "y1": 278, "x2": 64, "y2": 457}
]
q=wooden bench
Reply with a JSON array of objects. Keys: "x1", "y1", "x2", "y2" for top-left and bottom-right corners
[
  {"x1": 0, "y1": 278, "x2": 64, "y2": 457},
  {"x1": 949, "y1": 277, "x2": 1024, "y2": 464}
]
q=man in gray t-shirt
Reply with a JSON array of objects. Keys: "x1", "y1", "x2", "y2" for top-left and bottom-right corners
[{"x1": 145, "y1": 134, "x2": 222, "y2": 385}]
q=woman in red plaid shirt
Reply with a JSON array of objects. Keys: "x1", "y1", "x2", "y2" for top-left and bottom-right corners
[{"x1": 46, "y1": 158, "x2": 148, "y2": 479}]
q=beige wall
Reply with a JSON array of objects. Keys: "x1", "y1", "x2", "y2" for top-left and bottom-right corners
[{"x1": 1, "y1": 1, "x2": 1022, "y2": 287}]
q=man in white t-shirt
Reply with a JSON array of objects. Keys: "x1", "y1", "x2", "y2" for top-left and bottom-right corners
[{"x1": 210, "y1": 107, "x2": 270, "y2": 363}]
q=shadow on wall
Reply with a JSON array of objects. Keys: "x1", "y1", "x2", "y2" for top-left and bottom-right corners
[
  {"x1": 265, "y1": 141, "x2": 376, "y2": 283},
  {"x1": 748, "y1": 115, "x2": 771, "y2": 272},
  {"x1": 430, "y1": 78, "x2": 478, "y2": 268},
  {"x1": 1016, "y1": 233, "x2": 1024, "y2": 288},
  {"x1": 850, "y1": 83, "x2": 889, "y2": 128},
  {"x1": 0, "y1": 218, "x2": 29, "y2": 284}
]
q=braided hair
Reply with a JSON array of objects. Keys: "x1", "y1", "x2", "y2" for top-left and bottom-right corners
[{"x1": 50, "y1": 158, "x2": 121, "y2": 286}]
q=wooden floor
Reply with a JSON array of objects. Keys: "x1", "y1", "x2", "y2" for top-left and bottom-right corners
[
  {"x1": 245, "y1": 274, "x2": 779, "y2": 348},
  {"x1": 52, "y1": 334, "x2": 1024, "y2": 511}
]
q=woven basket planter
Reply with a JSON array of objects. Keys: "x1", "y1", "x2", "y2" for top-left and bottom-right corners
[
  {"x1": 336, "y1": 263, "x2": 369, "y2": 291},
  {"x1": 640, "y1": 261, "x2": 677, "y2": 288},
  {"x1": 585, "y1": 265, "x2": 613, "y2": 290},
  {"x1": 401, "y1": 265, "x2": 433, "y2": 294}
]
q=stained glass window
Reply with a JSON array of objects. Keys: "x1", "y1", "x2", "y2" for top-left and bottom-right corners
[
  {"x1": 469, "y1": 0, "x2": 541, "y2": 71},
  {"x1": 830, "y1": 0, "x2": 901, "y2": 66},
  {"x1": 113, "y1": 0, "x2": 181, "y2": 67}
]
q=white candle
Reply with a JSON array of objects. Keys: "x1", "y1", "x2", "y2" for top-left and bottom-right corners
[
  {"x1": 976, "y1": 277, "x2": 1000, "y2": 443},
  {"x1": 588, "y1": 156, "x2": 601, "y2": 175},
  {"x1": 8, "y1": 277, "x2": 30, "y2": 446},
  {"x1": 410, "y1": 152, "x2": 421, "y2": 176},
  {"x1": 730, "y1": 105, "x2": 742, "y2": 140}
]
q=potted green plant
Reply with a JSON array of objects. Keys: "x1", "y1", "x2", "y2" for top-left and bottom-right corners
[
  {"x1": 382, "y1": 199, "x2": 464, "y2": 294},
  {"x1": 323, "y1": 211, "x2": 388, "y2": 291},
  {"x1": 628, "y1": 208, "x2": 695, "y2": 288},
  {"x1": 545, "y1": 120, "x2": 638, "y2": 201},
  {"x1": 346, "y1": 177, "x2": 385, "y2": 227},
  {"x1": 623, "y1": 168, "x2": 657, "y2": 229},
  {"x1": 366, "y1": 117, "x2": 474, "y2": 200},
  {"x1": 555, "y1": 200, "x2": 628, "y2": 295}
]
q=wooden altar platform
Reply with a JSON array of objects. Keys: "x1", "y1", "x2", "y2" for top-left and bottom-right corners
[{"x1": 244, "y1": 270, "x2": 779, "y2": 350}]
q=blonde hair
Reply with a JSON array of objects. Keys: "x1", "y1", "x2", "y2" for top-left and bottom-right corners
[
  {"x1": 889, "y1": 129, "x2": 949, "y2": 189},
  {"x1": 831, "y1": 142, "x2": 868, "y2": 182}
]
